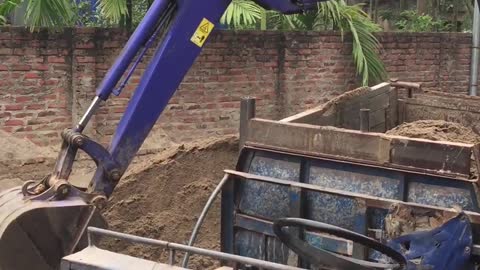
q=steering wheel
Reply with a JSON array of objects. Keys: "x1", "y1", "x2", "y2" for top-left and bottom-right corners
[{"x1": 273, "y1": 218, "x2": 407, "y2": 270}]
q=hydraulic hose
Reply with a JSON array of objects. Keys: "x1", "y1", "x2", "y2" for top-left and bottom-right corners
[{"x1": 181, "y1": 174, "x2": 229, "y2": 268}]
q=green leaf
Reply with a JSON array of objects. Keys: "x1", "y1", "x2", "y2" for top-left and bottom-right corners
[
  {"x1": 24, "y1": 0, "x2": 75, "y2": 30},
  {"x1": 0, "y1": 0, "x2": 22, "y2": 20},
  {"x1": 315, "y1": 0, "x2": 386, "y2": 85},
  {"x1": 97, "y1": 0, "x2": 128, "y2": 24},
  {"x1": 221, "y1": 0, "x2": 262, "y2": 28}
]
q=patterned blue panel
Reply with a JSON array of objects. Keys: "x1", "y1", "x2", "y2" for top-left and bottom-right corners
[
  {"x1": 309, "y1": 160, "x2": 402, "y2": 200},
  {"x1": 239, "y1": 154, "x2": 300, "y2": 219},
  {"x1": 306, "y1": 191, "x2": 360, "y2": 231},
  {"x1": 235, "y1": 230, "x2": 265, "y2": 260},
  {"x1": 407, "y1": 181, "x2": 474, "y2": 211},
  {"x1": 249, "y1": 155, "x2": 300, "y2": 180}
]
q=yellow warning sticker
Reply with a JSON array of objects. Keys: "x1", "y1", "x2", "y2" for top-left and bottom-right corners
[{"x1": 190, "y1": 18, "x2": 215, "y2": 47}]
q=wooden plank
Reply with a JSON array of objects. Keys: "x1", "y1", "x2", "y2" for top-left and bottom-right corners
[
  {"x1": 369, "y1": 108, "x2": 386, "y2": 130},
  {"x1": 247, "y1": 119, "x2": 474, "y2": 177},
  {"x1": 388, "y1": 88, "x2": 398, "y2": 129},
  {"x1": 282, "y1": 83, "x2": 391, "y2": 126},
  {"x1": 247, "y1": 119, "x2": 391, "y2": 163},
  {"x1": 390, "y1": 138, "x2": 472, "y2": 175},
  {"x1": 342, "y1": 91, "x2": 390, "y2": 114}
]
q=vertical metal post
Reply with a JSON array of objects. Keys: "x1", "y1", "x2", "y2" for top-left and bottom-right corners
[
  {"x1": 239, "y1": 97, "x2": 256, "y2": 151},
  {"x1": 470, "y1": 0, "x2": 480, "y2": 96},
  {"x1": 360, "y1": 109, "x2": 370, "y2": 132}
]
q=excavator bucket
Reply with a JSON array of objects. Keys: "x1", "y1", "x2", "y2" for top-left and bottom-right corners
[{"x1": 0, "y1": 186, "x2": 107, "y2": 270}]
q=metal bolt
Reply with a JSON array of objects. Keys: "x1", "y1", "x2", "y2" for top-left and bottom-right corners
[
  {"x1": 465, "y1": 246, "x2": 471, "y2": 254},
  {"x1": 73, "y1": 136, "x2": 84, "y2": 146},
  {"x1": 110, "y1": 170, "x2": 121, "y2": 181},
  {"x1": 92, "y1": 196, "x2": 107, "y2": 210}
]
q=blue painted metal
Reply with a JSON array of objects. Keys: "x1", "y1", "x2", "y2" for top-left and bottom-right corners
[
  {"x1": 255, "y1": 0, "x2": 325, "y2": 14},
  {"x1": 90, "y1": 0, "x2": 329, "y2": 196},
  {"x1": 112, "y1": 5, "x2": 175, "y2": 97},
  {"x1": 226, "y1": 148, "x2": 480, "y2": 268},
  {"x1": 94, "y1": 0, "x2": 171, "y2": 100},
  {"x1": 91, "y1": 0, "x2": 233, "y2": 196},
  {"x1": 388, "y1": 213, "x2": 474, "y2": 270}
]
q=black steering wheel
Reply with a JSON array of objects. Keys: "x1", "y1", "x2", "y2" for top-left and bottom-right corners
[{"x1": 273, "y1": 218, "x2": 407, "y2": 270}]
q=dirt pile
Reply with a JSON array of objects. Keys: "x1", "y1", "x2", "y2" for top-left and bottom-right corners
[
  {"x1": 386, "y1": 120, "x2": 480, "y2": 144},
  {"x1": 0, "y1": 130, "x2": 56, "y2": 162},
  {"x1": 101, "y1": 136, "x2": 239, "y2": 269}
]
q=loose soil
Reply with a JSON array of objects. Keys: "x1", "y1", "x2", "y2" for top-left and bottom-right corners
[
  {"x1": 386, "y1": 120, "x2": 480, "y2": 144},
  {"x1": 100, "y1": 136, "x2": 238, "y2": 269}
]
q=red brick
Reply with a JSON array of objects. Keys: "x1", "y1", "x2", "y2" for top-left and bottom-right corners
[
  {"x1": 12, "y1": 65, "x2": 31, "y2": 71},
  {"x1": 27, "y1": 104, "x2": 44, "y2": 110},
  {"x1": 16, "y1": 96, "x2": 33, "y2": 103},
  {"x1": 5, "y1": 119, "x2": 23, "y2": 126},
  {"x1": 76, "y1": 56, "x2": 95, "y2": 63},
  {"x1": 48, "y1": 104, "x2": 67, "y2": 109},
  {"x1": 5, "y1": 105, "x2": 24, "y2": 111},
  {"x1": 14, "y1": 112, "x2": 33, "y2": 118},
  {"x1": 48, "y1": 56, "x2": 65, "y2": 63},
  {"x1": 33, "y1": 64, "x2": 49, "y2": 71},
  {"x1": 76, "y1": 41, "x2": 95, "y2": 49},
  {"x1": 25, "y1": 72, "x2": 40, "y2": 79},
  {"x1": 0, "y1": 65, "x2": 8, "y2": 71}
]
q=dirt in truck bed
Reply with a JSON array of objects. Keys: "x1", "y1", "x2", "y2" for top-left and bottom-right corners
[
  {"x1": 100, "y1": 136, "x2": 238, "y2": 269},
  {"x1": 386, "y1": 120, "x2": 480, "y2": 144}
]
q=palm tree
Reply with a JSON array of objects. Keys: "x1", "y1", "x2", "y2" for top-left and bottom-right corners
[
  {"x1": 0, "y1": 0, "x2": 127, "y2": 30},
  {"x1": 221, "y1": 0, "x2": 387, "y2": 86}
]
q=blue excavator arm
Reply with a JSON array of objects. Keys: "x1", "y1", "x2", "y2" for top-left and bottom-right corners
[{"x1": 43, "y1": 0, "x2": 331, "y2": 199}]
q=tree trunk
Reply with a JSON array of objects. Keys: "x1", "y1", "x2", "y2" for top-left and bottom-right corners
[
  {"x1": 399, "y1": 0, "x2": 407, "y2": 10},
  {"x1": 417, "y1": 0, "x2": 428, "y2": 15}
]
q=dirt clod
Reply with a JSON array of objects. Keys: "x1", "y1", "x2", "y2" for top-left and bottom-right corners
[{"x1": 101, "y1": 136, "x2": 238, "y2": 269}]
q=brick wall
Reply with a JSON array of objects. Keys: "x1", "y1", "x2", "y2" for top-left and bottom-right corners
[{"x1": 0, "y1": 27, "x2": 474, "y2": 150}]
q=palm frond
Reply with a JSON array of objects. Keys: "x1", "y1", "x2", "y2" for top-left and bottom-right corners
[
  {"x1": 316, "y1": 0, "x2": 386, "y2": 85},
  {"x1": 221, "y1": 0, "x2": 262, "y2": 28},
  {"x1": 97, "y1": 0, "x2": 128, "y2": 24},
  {"x1": 0, "y1": 0, "x2": 23, "y2": 19},
  {"x1": 268, "y1": 11, "x2": 306, "y2": 30},
  {"x1": 24, "y1": 0, "x2": 75, "y2": 30}
]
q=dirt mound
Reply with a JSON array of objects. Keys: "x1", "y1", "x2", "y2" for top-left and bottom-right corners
[
  {"x1": 0, "y1": 130, "x2": 55, "y2": 162},
  {"x1": 386, "y1": 120, "x2": 480, "y2": 144},
  {"x1": 101, "y1": 136, "x2": 239, "y2": 269}
]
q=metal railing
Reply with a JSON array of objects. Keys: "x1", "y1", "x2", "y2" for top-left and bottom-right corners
[{"x1": 87, "y1": 226, "x2": 305, "y2": 270}]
